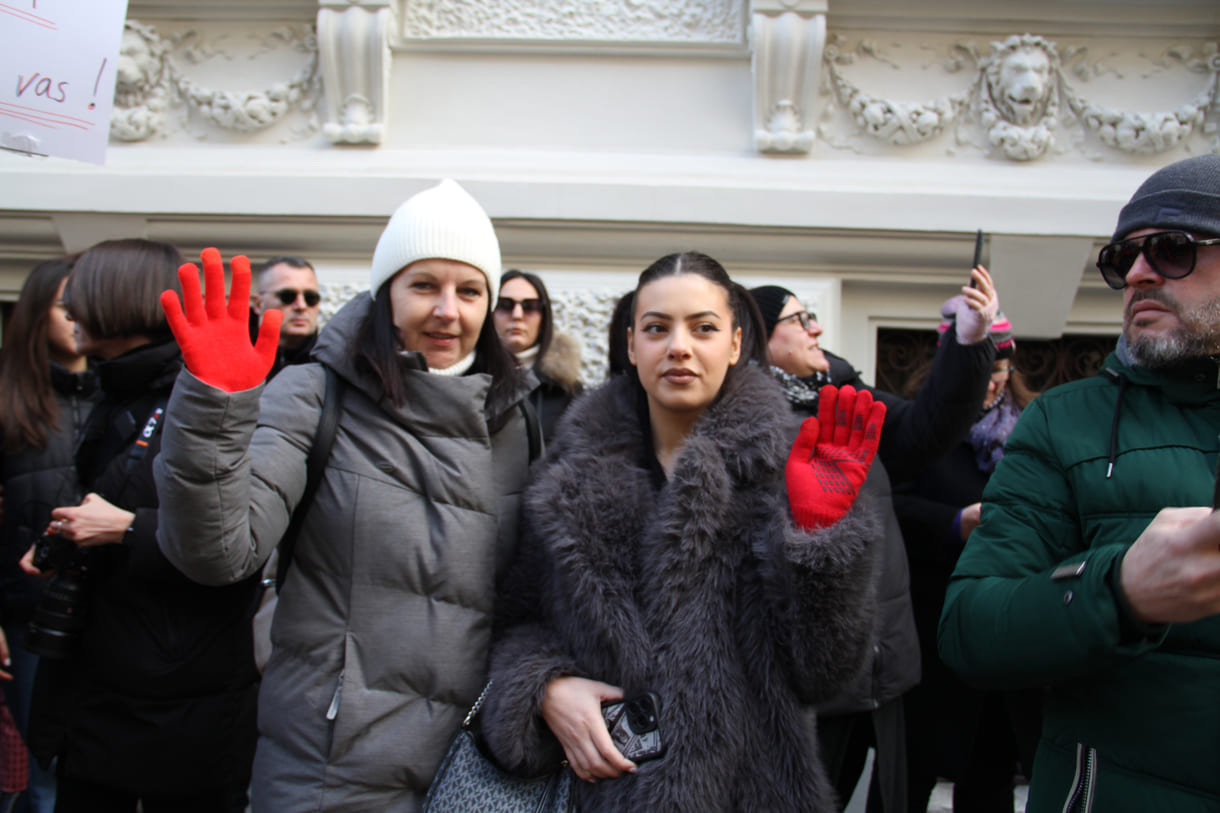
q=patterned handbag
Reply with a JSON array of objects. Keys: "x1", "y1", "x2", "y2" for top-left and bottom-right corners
[{"x1": 425, "y1": 681, "x2": 576, "y2": 813}]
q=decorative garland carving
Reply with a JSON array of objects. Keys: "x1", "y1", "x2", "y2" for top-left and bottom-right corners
[
  {"x1": 111, "y1": 21, "x2": 172, "y2": 141},
  {"x1": 1063, "y1": 43, "x2": 1220, "y2": 154},
  {"x1": 822, "y1": 34, "x2": 1220, "y2": 160},
  {"x1": 110, "y1": 20, "x2": 320, "y2": 142},
  {"x1": 400, "y1": 0, "x2": 745, "y2": 44}
]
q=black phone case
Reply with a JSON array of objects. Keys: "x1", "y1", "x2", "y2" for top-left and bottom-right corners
[{"x1": 601, "y1": 692, "x2": 665, "y2": 763}]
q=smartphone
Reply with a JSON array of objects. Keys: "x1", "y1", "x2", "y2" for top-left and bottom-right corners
[
  {"x1": 969, "y1": 229, "x2": 985, "y2": 287},
  {"x1": 601, "y1": 692, "x2": 665, "y2": 764}
]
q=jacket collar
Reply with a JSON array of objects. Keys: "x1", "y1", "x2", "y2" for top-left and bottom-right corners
[
  {"x1": 94, "y1": 339, "x2": 181, "y2": 402},
  {"x1": 1106, "y1": 341, "x2": 1220, "y2": 405},
  {"x1": 50, "y1": 361, "x2": 97, "y2": 399}
]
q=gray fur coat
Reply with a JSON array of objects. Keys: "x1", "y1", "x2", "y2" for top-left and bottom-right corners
[{"x1": 483, "y1": 365, "x2": 880, "y2": 812}]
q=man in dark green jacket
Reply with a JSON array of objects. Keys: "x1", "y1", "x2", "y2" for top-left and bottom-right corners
[{"x1": 940, "y1": 153, "x2": 1220, "y2": 812}]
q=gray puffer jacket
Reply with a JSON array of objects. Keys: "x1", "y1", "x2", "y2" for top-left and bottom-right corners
[{"x1": 155, "y1": 293, "x2": 535, "y2": 812}]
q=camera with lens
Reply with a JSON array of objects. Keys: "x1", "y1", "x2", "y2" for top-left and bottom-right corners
[{"x1": 25, "y1": 532, "x2": 90, "y2": 660}]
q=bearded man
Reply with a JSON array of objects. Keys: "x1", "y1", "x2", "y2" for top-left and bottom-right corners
[{"x1": 939, "y1": 153, "x2": 1220, "y2": 812}]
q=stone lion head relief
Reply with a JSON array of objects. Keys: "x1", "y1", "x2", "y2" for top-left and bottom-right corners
[
  {"x1": 994, "y1": 47, "x2": 1051, "y2": 125},
  {"x1": 984, "y1": 35, "x2": 1059, "y2": 126},
  {"x1": 977, "y1": 35, "x2": 1061, "y2": 160}
]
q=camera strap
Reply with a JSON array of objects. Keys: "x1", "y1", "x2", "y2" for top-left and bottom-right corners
[{"x1": 122, "y1": 397, "x2": 170, "y2": 477}]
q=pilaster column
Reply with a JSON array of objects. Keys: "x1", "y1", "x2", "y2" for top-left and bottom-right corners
[
  {"x1": 751, "y1": 0, "x2": 827, "y2": 154},
  {"x1": 317, "y1": 0, "x2": 393, "y2": 144}
]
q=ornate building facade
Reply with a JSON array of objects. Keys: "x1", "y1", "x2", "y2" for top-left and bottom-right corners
[{"x1": 2, "y1": 0, "x2": 1218, "y2": 382}]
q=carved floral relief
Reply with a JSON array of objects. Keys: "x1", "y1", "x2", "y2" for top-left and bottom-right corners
[
  {"x1": 399, "y1": 0, "x2": 746, "y2": 44},
  {"x1": 110, "y1": 21, "x2": 320, "y2": 142},
  {"x1": 822, "y1": 34, "x2": 1220, "y2": 160}
]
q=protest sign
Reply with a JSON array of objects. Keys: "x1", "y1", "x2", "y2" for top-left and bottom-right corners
[{"x1": 1, "y1": 0, "x2": 130, "y2": 164}]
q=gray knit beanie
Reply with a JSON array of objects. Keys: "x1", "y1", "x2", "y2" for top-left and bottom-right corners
[
  {"x1": 369, "y1": 179, "x2": 502, "y2": 299},
  {"x1": 1112, "y1": 154, "x2": 1220, "y2": 242}
]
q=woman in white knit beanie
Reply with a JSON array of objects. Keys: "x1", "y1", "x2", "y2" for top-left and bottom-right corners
[{"x1": 155, "y1": 179, "x2": 537, "y2": 811}]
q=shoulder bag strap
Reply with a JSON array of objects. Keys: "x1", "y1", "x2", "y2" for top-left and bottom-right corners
[
  {"x1": 519, "y1": 398, "x2": 542, "y2": 463},
  {"x1": 276, "y1": 366, "x2": 345, "y2": 591}
]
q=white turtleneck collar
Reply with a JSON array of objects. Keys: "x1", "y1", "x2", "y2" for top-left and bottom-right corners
[
  {"x1": 403, "y1": 349, "x2": 477, "y2": 376},
  {"x1": 513, "y1": 343, "x2": 540, "y2": 369}
]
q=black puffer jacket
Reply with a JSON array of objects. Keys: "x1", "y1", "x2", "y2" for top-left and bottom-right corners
[
  {"x1": 28, "y1": 340, "x2": 259, "y2": 796},
  {"x1": 0, "y1": 363, "x2": 97, "y2": 625},
  {"x1": 529, "y1": 331, "x2": 584, "y2": 443},
  {"x1": 814, "y1": 327, "x2": 993, "y2": 713}
]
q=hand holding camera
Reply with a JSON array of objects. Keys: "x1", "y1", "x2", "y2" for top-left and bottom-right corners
[{"x1": 22, "y1": 530, "x2": 90, "y2": 660}]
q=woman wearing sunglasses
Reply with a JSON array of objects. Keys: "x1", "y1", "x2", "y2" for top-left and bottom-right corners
[
  {"x1": 493, "y1": 270, "x2": 584, "y2": 442},
  {"x1": 153, "y1": 180, "x2": 537, "y2": 811}
]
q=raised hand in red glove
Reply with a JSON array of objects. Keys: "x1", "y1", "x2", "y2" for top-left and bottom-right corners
[
  {"x1": 786, "y1": 384, "x2": 886, "y2": 530},
  {"x1": 161, "y1": 248, "x2": 282, "y2": 393}
]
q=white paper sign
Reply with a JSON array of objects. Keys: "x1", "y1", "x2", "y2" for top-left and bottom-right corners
[{"x1": 0, "y1": 0, "x2": 130, "y2": 165}]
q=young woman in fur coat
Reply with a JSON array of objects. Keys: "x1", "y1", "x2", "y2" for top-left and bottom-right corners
[{"x1": 483, "y1": 251, "x2": 886, "y2": 812}]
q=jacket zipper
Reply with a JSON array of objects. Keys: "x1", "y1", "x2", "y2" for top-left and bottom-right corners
[
  {"x1": 326, "y1": 669, "x2": 344, "y2": 721},
  {"x1": 1061, "y1": 743, "x2": 1096, "y2": 813}
]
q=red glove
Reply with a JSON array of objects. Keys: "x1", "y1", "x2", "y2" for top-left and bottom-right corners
[
  {"x1": 785, "y1": 385, "x2": 886, "y2": 530},
  {"x1": 161, "y1": 248, "x2": 282, "y2": 393}
]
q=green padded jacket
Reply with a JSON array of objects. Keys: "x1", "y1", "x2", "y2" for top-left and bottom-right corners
[{"x1": 939, "y1": 346, "x2": 1220, "y2": 813}]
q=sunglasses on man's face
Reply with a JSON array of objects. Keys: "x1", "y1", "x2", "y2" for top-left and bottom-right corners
[
  {"x1": 1096, "y1": 230, "x2": 1220, "y2": 290},
  {"x1": 775, "y1": 310, "x2": 818, "y2": 331},
  {"x1": 494, "y1": 296, "x2": 542, "y2": 315},
  {"x1": 270, "y1": 288, "x2": 321, "y2": 307}
]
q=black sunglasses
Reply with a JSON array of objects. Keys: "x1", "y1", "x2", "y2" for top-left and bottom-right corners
[
  {"x1": 775, "y1": 310, "x2": 818, "y2": 330},
  {"x1": 1096, "y1": 230, "x2": 1220, "y2": 290},
  {"x1": 270, "y1": 288, "x2": 321, "y2": 307},
  {"x1": 495, "y1": 296, "x2": 543, "y2": 315}
]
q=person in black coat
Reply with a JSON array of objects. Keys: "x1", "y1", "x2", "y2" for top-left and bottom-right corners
[
  {"x1": 893, "y1": 312, "x2": 1042, "y2": 813},
  {"x1": 748, "y1": 271, "x2": 997, "y2": 813},
  {"x1": 247, "y1": 255, "x2": 322, "y2": 381},
  {"x1": 494, "y1": 269, "x2": 583, "y2": 442},
  {"x1": 20, "y1": 239, "x2": 259, "y2": 813},
  {"x1": 0, "y1": 257, "x2": 98, "y2": 813}
]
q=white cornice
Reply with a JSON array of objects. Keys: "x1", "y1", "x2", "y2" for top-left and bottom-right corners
[
  {"x1": 824, "y1": 0, "x2": 1220, "y2": 37},
  {"x1": 0, "y1": 146, "x2": 1150, "y2": 235},
  {"x1": 127, "y1": 0, "x2": 316, "y2": 22}
]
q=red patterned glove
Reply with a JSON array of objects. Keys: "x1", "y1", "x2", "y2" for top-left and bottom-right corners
[
  {"x1": 785, "y1": 385, "x2": 886, "y2": 530},
  {"x1": 161, "y1": 248, "x2": 282, "y2": 393}
]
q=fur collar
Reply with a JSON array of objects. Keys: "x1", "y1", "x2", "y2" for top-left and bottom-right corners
[
  {"x1": 536, "y1": 331, "x2": 583, "y2": 393},
  {"x1": 550, "y1": 363, "x2": 791, "y2": 482},
  {"x1": 526, "y1": 363, "x2": 795, "y2": 687}
]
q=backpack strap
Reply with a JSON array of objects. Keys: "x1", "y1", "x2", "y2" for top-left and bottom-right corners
[
  {"x1": 519, "y1": 398, "x2": 542, "y2": 463},
  {"x1": 276, "y1": 366, "x2": 345, "y2": 591}
]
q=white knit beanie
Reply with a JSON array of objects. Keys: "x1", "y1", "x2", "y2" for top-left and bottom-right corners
[{"x1": 369, "y1": 179, "x2": 502, "y2": 299}]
